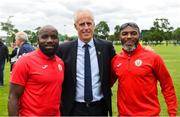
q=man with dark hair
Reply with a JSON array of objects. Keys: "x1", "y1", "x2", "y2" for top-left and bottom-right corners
[
  {"x1": 111, "y1": 22, "x2": 178, "y2": 116},
  {"x1": 8, "y1": 25, "x2": 64, "y2": 116},
  {"x1": 0, "y1": 39, "x2": 9, "y2": 86}
]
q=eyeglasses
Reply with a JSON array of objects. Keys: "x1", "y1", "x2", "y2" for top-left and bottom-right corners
[{"x1": 120, "y1": 22, "x2": 140, "y2": 32}]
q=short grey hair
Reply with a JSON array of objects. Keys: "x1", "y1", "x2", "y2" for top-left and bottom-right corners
[
  {"x1": 15, "y1": 31, "x2": 28, "y2": 41},
  {"x1": 74, "y1": 9, "x2": 94, "y2": 23}
]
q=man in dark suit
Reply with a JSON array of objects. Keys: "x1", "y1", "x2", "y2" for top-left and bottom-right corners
[
  {"x1": 56, "y1": 9, "x2": 115, "y2": 116},
  {"x1": 0, "y1": 39, "x2": 9, "y2": 86}
]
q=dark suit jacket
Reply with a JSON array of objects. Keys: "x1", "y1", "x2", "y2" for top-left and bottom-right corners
[{"x1": 56, "y1": 38, "x2": 116, "y2": 116}]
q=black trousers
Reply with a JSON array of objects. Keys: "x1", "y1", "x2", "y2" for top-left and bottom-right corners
[
  {"x1": 0, "y1": 61, "x2": 5, "y2": 85},
  {"x1": 71, "y1": 98, "x2": 108, "y2": 116}
]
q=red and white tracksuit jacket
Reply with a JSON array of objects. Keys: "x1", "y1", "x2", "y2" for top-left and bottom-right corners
[{"x1": 111, "y1": 44, "x2": 178, "y2": 116}]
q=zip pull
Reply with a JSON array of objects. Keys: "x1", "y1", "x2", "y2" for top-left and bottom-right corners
[{"x1": 128, "y1": 54, "x2": 131, "y2": 61}]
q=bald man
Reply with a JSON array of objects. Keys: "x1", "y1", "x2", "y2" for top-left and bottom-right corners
[{"x1": 8, "y1": 25, "x2": 64, "y2": 116}]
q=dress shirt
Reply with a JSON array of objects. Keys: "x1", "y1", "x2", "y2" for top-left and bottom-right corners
[{"x1": 75, "y1": 38, "x2": 103, "y2": 102}]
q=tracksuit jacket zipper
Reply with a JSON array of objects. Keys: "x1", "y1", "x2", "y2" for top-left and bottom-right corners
[{"x1": 128, "y1": 53, "x2": 131, "y2": 71}]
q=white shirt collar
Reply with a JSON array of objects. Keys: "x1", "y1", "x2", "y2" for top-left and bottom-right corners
[{"x1": 78, "y1": 38, "x2": 94, "y2": 48}]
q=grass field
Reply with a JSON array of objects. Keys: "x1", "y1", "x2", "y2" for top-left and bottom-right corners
[{"x1": 0, "y1": 44, "x2": 180, "y2": 115}]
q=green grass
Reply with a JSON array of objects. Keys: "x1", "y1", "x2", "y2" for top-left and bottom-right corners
[
  {"x1": 0, "y1": 44, "x2": 180, "y2": 116},
  {"x1": 0, "y1": 61, "x2": 10, "y2": 115}
]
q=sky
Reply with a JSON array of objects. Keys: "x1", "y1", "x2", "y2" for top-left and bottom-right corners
[{"x1": 0, "y1": 0, "x2": 180, "y2": 36}]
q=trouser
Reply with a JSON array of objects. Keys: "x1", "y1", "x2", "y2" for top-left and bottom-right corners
[
  {"x1": 0, "y1": 61, "x2": 5, "y2": 85},
  {"x1": 10, "y1": 62, "x2": 15, "y2": 71},
  {"x1": 71, "y1": 98, "x2": 108, "y2": 116}
]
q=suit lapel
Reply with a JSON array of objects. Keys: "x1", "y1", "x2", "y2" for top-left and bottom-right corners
[
  {"x1": 71, "y1": 40, "x2": 78, "y2": 83},
  {"x1": 94, "y1": 39, "x2": 103, "y2": 80}
]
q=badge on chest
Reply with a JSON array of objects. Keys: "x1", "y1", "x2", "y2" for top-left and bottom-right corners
[{"x1": 134, "y1": 59, "x2": 142, "y2": 67}]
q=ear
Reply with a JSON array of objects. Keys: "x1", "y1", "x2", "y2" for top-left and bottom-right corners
[
  {"x1": 37, "y1": 36, "x2": 40, "y2": 42},
  {"x1": 93, "y1": 22, "x2": 95, "y2": 29},
  {"x1": 119, "y1": 34, "x2": 121, "y2": 41},
  {"x1": 118, "y1": 31, "x2": 122, "y2": 38},
  {"x1": 138, "y1": 31, "x2": 141, "y2": 39},
  {"x1": 74, "y1": 23, "x2": 77, "y2": 30}
]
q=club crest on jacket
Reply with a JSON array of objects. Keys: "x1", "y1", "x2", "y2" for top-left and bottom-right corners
[{"x1": 134, "y1": 59, "x2": 142, "y2": 67}]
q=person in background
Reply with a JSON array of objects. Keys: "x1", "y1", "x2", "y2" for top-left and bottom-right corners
[
  {"x1": 56, "y1": 9, "x2": 116, "y2": 116},
  {"x1": 0, "y1": 39, "x2": 9, "y2": 86},
  {"x1": 9, "y1": 31, "x2": 34, "y2": 71},
  {"x1": 111, "y1": 22, "x2": 178, "y2": 116},
  {"x1": 8, "y1": 25, "x2": 64, "y2": 116},
  {"x1": 15, "y1": 31, "x2": 35, "y2": 58},
  {"x1": 9, "y1": 43, "x2": 19, "y2": 72}
]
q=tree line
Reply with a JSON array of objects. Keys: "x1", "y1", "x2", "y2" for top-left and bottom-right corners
[
  {"x1": 94, "y1": 18, "x2": 180, "y2": 45},
  {"x1": 1, "y1": 16, "x2": 180, "y2": 46}
]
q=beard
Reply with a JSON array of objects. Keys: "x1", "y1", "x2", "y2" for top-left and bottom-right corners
[
  {"x1": 39, "y1": 44, "x2": 58, "y2": 57},
  {"x1": 121, "y1": 40, "x2": 138, "y2": 52}
]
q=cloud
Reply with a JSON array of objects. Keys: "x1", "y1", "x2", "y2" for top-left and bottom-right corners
[{"x1": 0, "y1": 0, "x2": 180, "y2": 36}]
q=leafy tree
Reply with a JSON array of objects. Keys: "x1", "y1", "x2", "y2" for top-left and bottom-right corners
[
  {"x1": 173, "y1": 28, "x2": 180, "y2": 45},
  {"x1": 0, "y1": 16, "x2": 19, "y2": 45},
  {"x1": 94, "y1": 21, "x2": 110, "y2": 40},
  {"x1": 152, "y1": 18, "x2": 173, "y2": 45},
  {"x1": 108, "y1": 34, "x2": 116, "y2": 43},
  {"x1": 151, "y1": 29, "x2": 164, "y2": 45},
  {"x1": 68, "y1": 35, "x2": 77, "y2": 41},
  {"x1": 141, "y1": 29, "x2": 164, "y2": 45},
  {"x1": 114, "y1": 25, "x2": 121, "y2": 42},
  {"x1": 141, "y1": 30, "x2": 151, "y2": 44},
  {"x1": 64, "y1": 34, "x2": 69, "y2": 41},
  {"x1": 141, "y1": 18, "x2": 173, "y2": 45},
  {"x1": 24, "y1": 30, "x2": 37, "y2": 45}
]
